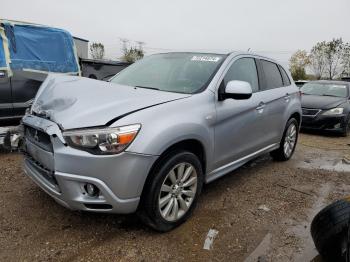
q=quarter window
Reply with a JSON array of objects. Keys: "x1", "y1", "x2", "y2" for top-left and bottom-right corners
[
  {"x1": 279, "y1": 65, "x2": 291, "y2": 86},
  {"x1": 223, "y1": 58, "x2": 259, "y2": 92},
  {"x1": 261, "y1": 60, "x2": 283, "y2": 89}
]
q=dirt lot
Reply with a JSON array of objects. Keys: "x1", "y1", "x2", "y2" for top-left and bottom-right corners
[{"x1": 0, "y1": 132, "x2": 349, "y2": 261}]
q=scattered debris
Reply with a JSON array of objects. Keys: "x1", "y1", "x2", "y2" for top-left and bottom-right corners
[
  {"x1": 258, "y1": 205, "x2": 270, "y2": 212},
  {"x1": 290, "y1": 187, "x2": 314, "y2": 197},
  {"x1": 275, "y1": 183, "x2": 288, "y2": 189},
  {"x1": 276, "y1": 183, "x2": 314, "y2": 197},
  {"x1": 203, "y1": 229, "x2": 219, "y2": 250}
]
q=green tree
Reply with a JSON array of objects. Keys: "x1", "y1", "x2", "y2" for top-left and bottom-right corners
[
  {"x1": 89, "y1": 42, "x2": 105, "y2": 59},
  {"x1": 289, "y1": 50, "x2": 310, "y2": 80}
]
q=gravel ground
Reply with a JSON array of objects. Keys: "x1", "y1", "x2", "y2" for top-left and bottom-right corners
[{"x1": 0, "y1": 132, "x2": 349, "y2": 261}]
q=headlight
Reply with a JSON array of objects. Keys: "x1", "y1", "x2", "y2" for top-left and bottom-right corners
[
  {"x1": 323, "y1": 108, "x2": 344, "y2": 115},
  {"x1": 63, "y1": 124, "x2": 141, "y2": 154}
]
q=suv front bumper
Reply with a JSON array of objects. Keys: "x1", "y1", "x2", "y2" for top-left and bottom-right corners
[{"x1": 22, "y1": 115, "x2": 158, "y2": 214}]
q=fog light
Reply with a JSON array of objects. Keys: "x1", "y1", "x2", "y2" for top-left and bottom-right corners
[{"x1": 85, "y1": 183, "x2": 99, "y2": 197}]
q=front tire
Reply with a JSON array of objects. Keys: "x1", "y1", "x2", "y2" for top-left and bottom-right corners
[
  {"x1": 138, "y1": 150, "x2": 203, "y2": 232},
  {"x1": 270, "y1": 118, "x2": 299, "y2": 161}
]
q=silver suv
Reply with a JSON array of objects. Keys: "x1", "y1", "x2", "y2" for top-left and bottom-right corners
[{"x1": 22, "y1": 52, "x2": 301, "y2": 231}]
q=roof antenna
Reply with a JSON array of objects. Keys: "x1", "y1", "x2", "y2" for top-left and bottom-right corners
[{"x1": 247, "y1": 48, "x2": 251, "y2": 52}]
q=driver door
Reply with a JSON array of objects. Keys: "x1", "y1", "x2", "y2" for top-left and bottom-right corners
[{"x1": 213, "y1": 57, "x2": 268, "y2": 170}]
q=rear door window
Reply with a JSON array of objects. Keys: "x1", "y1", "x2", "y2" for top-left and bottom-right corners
[{"x1": 261, "y1": 60, "x2": 283, "y2": 90}]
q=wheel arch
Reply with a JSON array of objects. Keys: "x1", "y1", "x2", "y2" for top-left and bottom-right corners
[
  {"x1": 289, "y1": 111, "x2": 301, "y2": 126},
  {"x1": 138, "y1": 138, "x2": 207, "y2": 209}
]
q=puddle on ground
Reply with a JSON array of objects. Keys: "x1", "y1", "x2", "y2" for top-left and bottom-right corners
[
  {"x1": 244, "y1": 233, "x2": 272, "y2": 262},
  {"x1": 289, "y1": 183, "x2": 332, "y2": 261},
  {"x1": 299, "y1": 156, "x2": 350, "y2": 173},
  {"x1": 243, "y1": 184, "x2": 333, "y2": 262}
]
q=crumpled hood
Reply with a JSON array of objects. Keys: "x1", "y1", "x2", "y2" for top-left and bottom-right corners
[
  {"x1": 32, "y1": 75, "x2": 190, "y2": 129},
  {"x1": 301, "y1": 94, "x2": 346, "y2": 110}
]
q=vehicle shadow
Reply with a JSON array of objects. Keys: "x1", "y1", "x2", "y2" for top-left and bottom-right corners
[{"x1": 300, "y1": 128, "x2": 343, "y2": 138}]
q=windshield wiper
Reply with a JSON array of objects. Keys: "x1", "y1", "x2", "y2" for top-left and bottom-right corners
[{"x1": 135, "y1": 85, "x2": 160, "y2": 90}]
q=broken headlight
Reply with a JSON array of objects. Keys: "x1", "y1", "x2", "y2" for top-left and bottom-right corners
[{"x1": 63, "y1": 124, "x2": 141, "y2": 154}]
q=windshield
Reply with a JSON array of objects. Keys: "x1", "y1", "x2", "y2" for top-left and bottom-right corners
[
  {"x1": 110, "y1": 53, "x2": 226, "y2": 94},
  {"x1": 301, "y1": 82, "x2": 349, "y2": 98}
]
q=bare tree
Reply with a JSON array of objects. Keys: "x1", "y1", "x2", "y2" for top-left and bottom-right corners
[
  {"x1": 309, "y1": 41, "x2": 327, "y2": 80},
  {"x1": 120, "y1": 39, "x2": 145, "y2": 63},
  {"x1": 341, "y1": 43, "x2": 350, "y2": 77},
  {"x1": 119, "y1": 38, "x2": 130, "y2": 56},
  {"x1": 89, "y1": 42, "x2": 105, "y2": 59},
  {"x1": 324, "y1": 38, "x2": 344, "y2": 79}
]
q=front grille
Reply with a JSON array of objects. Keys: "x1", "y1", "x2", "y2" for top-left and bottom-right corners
[
  {"x1": 25, "y1": 125, "x2": 53, "y2": 152},
  {"x1": 24, "y1": 153, "x2": 58, "y2": 186},
  {"x1": 302, "y1": 108, "x2": 321, "y2": 116}
]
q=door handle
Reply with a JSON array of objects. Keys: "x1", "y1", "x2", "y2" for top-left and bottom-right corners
[
  {"x1": 256, "y1": 102, "x2": 266, "y2": 112},
  {"x1": 284, "y1": 94, "x2": 291, "y2": 102}
]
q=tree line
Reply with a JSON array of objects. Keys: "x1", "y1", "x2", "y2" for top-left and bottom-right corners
[
  {"x1": 89, "y1": 40, "x2": 144, "y2": 63},
  {"x1": 290, "y1": 38, "x2": 350, "y2": 80}
]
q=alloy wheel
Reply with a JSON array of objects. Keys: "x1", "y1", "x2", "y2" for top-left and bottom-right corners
[
  {"x1": 284, "y1": 123, "x2": 297, "y2": 158},
  {"x1": 158, "y1": 162, "x2": 198, "y2": 222}
]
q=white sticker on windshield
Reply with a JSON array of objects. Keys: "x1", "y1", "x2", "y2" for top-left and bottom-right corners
[{"x1": 191, "y1": 56, "x2": 221, "y2": 62}]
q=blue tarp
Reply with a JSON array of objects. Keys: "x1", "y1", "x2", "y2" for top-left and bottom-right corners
[
  {"x1": 0, "y1": 22, "x2": 79, "y2": 74},
  {"x1": 0, "y1": 30, "x2": 6, "y2": 69}
]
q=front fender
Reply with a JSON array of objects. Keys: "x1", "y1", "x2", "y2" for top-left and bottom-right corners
[{"x1": 111, "y1": 92, "x2": 216, "y2": 171}]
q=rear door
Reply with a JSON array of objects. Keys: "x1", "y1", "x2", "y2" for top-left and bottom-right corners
[
  {"x1": 0, "y1": 70, "x2": 13, "y2": 119},
  {"x1": 257, "y1": 60, "x2": 290, "y2": 145}
]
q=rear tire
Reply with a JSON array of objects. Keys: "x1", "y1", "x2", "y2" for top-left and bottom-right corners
[
  {"x1": 138, "y1": 150, "x2": 203, "y2": 232},
  {"x1": 311, "y1": 199, "x2": 350, "y2": 262},
  {"x1": 270, "y1": 118, "x2": 299, "y2": 161}
]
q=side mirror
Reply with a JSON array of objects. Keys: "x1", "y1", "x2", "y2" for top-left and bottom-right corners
[{"x1": 220, "y1": 80, "x2": 253, "y2": 100}]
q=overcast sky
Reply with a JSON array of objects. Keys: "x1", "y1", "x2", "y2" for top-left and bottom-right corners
[{"x1": 1, "y1": 0, "x2": 349, "y2": 66}]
